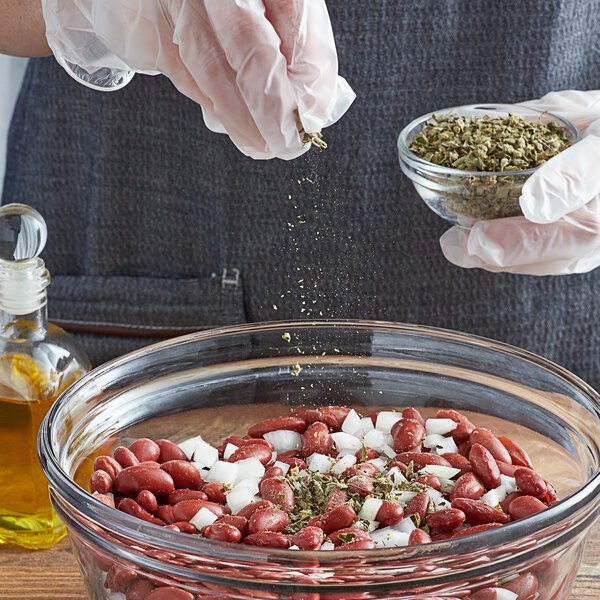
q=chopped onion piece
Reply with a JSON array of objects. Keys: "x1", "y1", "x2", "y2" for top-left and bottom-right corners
[
  {"x1": 426, "y1": 489, "x2": 444, "y2": 503},
  {"x1": 205, "y1": 460, "x2": 239, "y2": 486},
  {"x1": 425, "y1": 418, "x2": 458, "y2": 436},
  {"x1": 359, "y1": 497, "x2": 383, "y2": 521},
  {"x1": 177, "y1": 435, "x2": 203, "y2": 461},
  {"x1": 193, "y1": 439, "x2": 219, "y2": 469},
  {"x1": 363, "y1": 428, "x2": 386, "y2": 451},
  {"x1": 493, "y1": 590, "x2": 518, "y2": 600},
  {"x1": 355, "y1": 417, "x2": 375, "y2": 437},
  {"x1": 382, "y1": 444, "x2": 396, "y2": 459},
  {"x1": 227, "y1": 487, "x2": 256, "y2": 514},
  {"x1": 263, "y1": 430, "x2": 301, "y2": 453},
  {"x1": 390, "y1": 468, "x2": 408, "y2": 485},
  {"x1": 431, "y1": 436, "x2": 459, "y2": 456},
  {"x1": 331, "y1": 431, "x2": 362, "y2": 452},
  {"x1": 331, "y1": 454, "x2": 357, "y2": 475},
  {"x1": 501, "y1": 475, "x2": 518, "y2": 494},
  {"x1": 419, "y1": 465, "x2": 461, "y2": 480},
  {"x1": 288, "y1": 545, "x2": 300, "y2": 550},
  {"x1": 190, "y1": 507, "x2": 218, "y2": 530},
  {"x1": 481, "y1": 485, "x2": 507, "y2": 507},
  {"x1": 273, "y1": 460, "x2": 290, "y2": 475},
  {"x1": 392, "y1": 517, "x2": 416, "y2": 533},
  {"x1": 367, "y1": 457, "x2": 388, "y2": 471},
  {"x1": 191, "y1": 464, "x2": 210, "y2": 479},
  {"x1": 371, "y1": 527, "x2": 410, "y2": 548},
  {"x1": 233, "y1": 457, "x2": 265, "y2": 482},
  {"x1": 375, "y1": 411, "x2": 402, "y2": 434},
  {"x1": 439, "y1": 478, "x2": 455, "y2": 494},
  {"x1": 423, "y1": 434, "x2": 445, "y2": 449},
  {"x1": 367, "y1": 520, "x2": 379, "y2": 532},
  {"x1": 321, "y1": 542, "x2": 335, "y2": 550},
  {"x1": 391, "y1": 491, "x2": 417, "y2": 505},
  {"x1": 307, "y1": 453, "x2": 335, "y2": 473},
  {"x1": 223, "y1": 443, "x2": 239, "y2": 460},
  {"x1": 341, "y1": 409, "x2": 362, "y2": 435},
  {"x1": 233, "y1": 478, "x2": 259, "y2": 495},
  {"x1": 434, "y1": 498, "x2": 452, "y2": 510}
]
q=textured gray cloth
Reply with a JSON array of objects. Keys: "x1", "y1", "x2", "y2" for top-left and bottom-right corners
[{"x1": 3, "y1": 0, "x2": 600, "y2": 386}]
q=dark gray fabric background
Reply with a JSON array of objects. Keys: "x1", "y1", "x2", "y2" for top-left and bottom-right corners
[{"x1": 2, "y1": 0, "x2": 600, "y2": 385}]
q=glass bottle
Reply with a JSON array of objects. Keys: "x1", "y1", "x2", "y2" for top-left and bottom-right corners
[{"x1": 0, "y1": 204, "x2": 90, "y2": 549}]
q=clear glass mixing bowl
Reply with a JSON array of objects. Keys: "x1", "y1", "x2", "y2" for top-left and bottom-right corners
[{"x1": 39, "y1": 321, "x2": 600, "y2": 599}]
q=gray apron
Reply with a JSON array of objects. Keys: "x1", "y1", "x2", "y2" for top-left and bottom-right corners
[{"x1": 3, "y1": 0, "x2": 600, "y2": 387}]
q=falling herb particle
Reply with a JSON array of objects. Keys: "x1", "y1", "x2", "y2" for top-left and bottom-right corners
[
  {"x1": 292, "y1": 363, "x2": 303, "y2": 376},
  {"x1": 282, "y1": 332, "x2": 291, "y2": 343}
]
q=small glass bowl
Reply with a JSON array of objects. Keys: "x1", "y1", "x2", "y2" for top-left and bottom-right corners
[
  {"x1": 397, "y1": 104, "x2": 580, "y2": 228},
  {"x1": 39, "y1": 321, "x2": 600, "y2": 600}
]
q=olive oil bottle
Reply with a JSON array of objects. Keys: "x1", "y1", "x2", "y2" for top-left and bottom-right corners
[{"x1": 0, "y1": 204, "x2": 89, "y2": 549}]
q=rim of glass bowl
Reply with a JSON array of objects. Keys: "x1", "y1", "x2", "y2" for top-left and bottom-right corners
[
  {"x1": 397, "y1": 103, "x2": 581, "y2": 178},
  {"x1": 40, "y1": 319, "x2": 600, "y2": 566}
]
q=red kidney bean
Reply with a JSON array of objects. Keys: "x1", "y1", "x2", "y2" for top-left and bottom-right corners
[
  {"x1": 125, "y1": 578, "x2": 155, "y2": 600},
  {"x1": 291, "y1": 409, "x2": 321, "y2": 425},
  {"x1": 408, "y1": 528, "x2": 432, "y2": 545},
  {"x1": 168, "y1": 489, "x2": 208, "y2": 504},
  {"x1": 376, "y1": 500, "x2": 404, "y2": 526},
  {"x1": 334, "y1": 539, "x2": 376, "y2": 550},
  {"x1": 259, "y1": 478, "x2": 295, "y2": 512},
  {"x1": 264, "y1": 466, "x2": 284, "y2": 479},
  {"x1": 500, "y1": 491, "x2": 524, "y2": 513},
  {"x1": 136, "y1": 490, "x2": 158, "y2": 514},
  {"x1": 508, "y1": 495, "x2": 547, "y2": 520},
  {"x1": 203, "y1": 522, "x2": 242, "y2": 543},
  {"x1": 114, "y1": 446, "x2": 140, "y2": 468},
  {"x1": 248, "y1": 508, "x2": 291, "y2": 534},
  {"x1": 237, "y1": 500, "x2": 274, "y2": 519},
  {"x1": 90, "y1": 470, "x2": 113, "y2": 494},
  {"x1": 469, "y1": 443, "x2": 501, "y2": 489},
  {"x1": 515, "y1": 467, "x2": 547, "y2": 500},
  {"x1": 436, "y1": 409, "x2": 475, "y2": 443},
  {"x1": 171, "y1": 521, "x2": 196, "y2": 534},
  {"x1": 346, "y1": 474, "x2": 374, "y2": 498},
  {"x1": 503, "y1": 572, "x2": 539, "y2": 599},
  {"x1": 405, "y1": 492, "x2": 430, "y2": 523},
  {"x1": 469, "y1": 428, "x2": 512, "y2": 464},
  {"x1": 354, "y1": 446, "x2": 379, "y2": 461},
  {"x1": 129, "y1": 438, "x2": 161, "y2": 463},
  {"x1": 248, "y1": 416, "x2": 308, "y2": 438},
  {"x1": 172, "y1": 499, "x2": 230, "y2": 521},
  {"x1": 293, "y1": 526, "x2": 326, "y2": 549},
  {"x1": 301, "y1": 422, "x2": 335, "y2": 457},
  {"x1": 402, "y1": 407, "x2": 425, "y2": 426},
  {"x1": 426, "y1": 508, "x2": 465, "y2": 534},
  {"x1": 243, "y1": 532, "x2": 291, "y2": 548},
  {"x1": 160, "y1": 460, "x2": 203, "y2": 491},
  {"x1": 93, "y1": 456, "x2": 122, "y2": 480},
  {"x1": 451, "y1": 498, "x2": 511, "y2": 525},
  {"x1": 156, "y1": 504, "x2": 176, "y2": 524},
  {"x1": 319, "y1": 505, "x2": 356, "y2": 534},
  {"x1": 115, "y1": 465, "x2": 175, "y2": 497},
  {"x1": 415, "y1": 474, "x2": 442, "y2": 491},
  {"x1": 155, "y1": 439, "x2": 189, "y2": 463},
  {"x1": 435, "y1": 522, "x2": 502, "y2": 541},
  {"x1": 470, "y1": 589, "x2": 500, "y2": 600},
  {"x1": 545, "y1": 481, "x2": 559, "y2": 505},
  {"x1": 497, "y1": 436, "x2": 535, "y2": 469},
  {"x1": 388, "y1": 460, "x2": 408, "y2": 475},
  {"x1": 328, "y1": 527, "x2": 371, "y2": 546},
  {"x1": 277, "y1": 456, "x2": 308, "y2": 470},
  {"x1": 146, "y1": 588, "x2": 195, "y2": 600},
  {"x1": 215, "y1": 515, "x2": 249, "y2": 537},
  {"x1": 391, "y1": 418, "x2": 426, "y2": 453},
  {"x1": 118, "y1": 498, "x2": 164, "y2": 525},
  {"x1": 229, "y1": 442, "x2": 273, "y2": 465},
  {"x1": 324, "y1": 487, "x2": 349, "y2": 512},
  {"x1": 105, "y1": 564, "x2": 137, "y2": 593},
  {"x1": 457, "y1": 440, "x2": 472, "y2": 457},
  {"x1": 441, "y1": 452, "x2": 472, "y2": 475},
  {"x1": 496, "y1": 460, "x2": 518, "y2": 477},
  {"x1": 92, "y1": 493, "x2": 115, "y2": 508},
  {"x1": 241, "y1": 437, "x2": 274, "y2": 449},
  {"x1": 319, "y1": 406, "x2": 351, "y2": 431},
  {"x1": 202, "y1": 482, "x2": 228, "y2": 504},
  {"x1": 395, "y1": 452, "x2": 452, "y2": 469},
  {"x1": 342, "y1": 462, "x2": 380, "y2": 479},
  {"x1": 278, "y1": 449, "x2": 302, "y2": 459}
]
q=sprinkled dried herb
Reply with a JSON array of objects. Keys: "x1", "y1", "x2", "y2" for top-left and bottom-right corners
[{"x1": 297, "y1": 111, "x2": 327, "y2": 150}]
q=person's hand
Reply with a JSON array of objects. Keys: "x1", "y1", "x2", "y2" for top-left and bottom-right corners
[
  {"x1": 440, "y1": 90, "x2": 600, "y2": 275},
  {"x1": 42, "y1": 0, "x2": 355, "y2": 160}
]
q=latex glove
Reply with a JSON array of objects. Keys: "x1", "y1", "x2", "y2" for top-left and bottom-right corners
[
  {"x1": 42, "y1": 0, "x2": 355, "y2": 160},
  {"x1": 440, "y1": 90, "x2": 600, "y2": 275}
]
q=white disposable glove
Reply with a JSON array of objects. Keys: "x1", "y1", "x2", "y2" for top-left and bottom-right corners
[
  {"x1": 42, "y1": 0, "x2": 355, "y2": 160},
  {"x1": 440, "y1": 90, "x2": 600, "y2": 275}
]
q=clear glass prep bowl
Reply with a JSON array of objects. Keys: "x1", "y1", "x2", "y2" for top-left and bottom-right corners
[
  {"x1": 39, "y1": 320, "x2": 600, "y2": 600},
  {"x1": 397, "y1": 104, "x2": 581, "y2": 228}
]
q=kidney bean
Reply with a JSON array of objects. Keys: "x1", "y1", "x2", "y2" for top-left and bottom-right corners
[
  {"x1": 441, "y1": 452, "x2": 472, "y2": 475},
  {"x1": 496, "y1": 460, "x2": 518, "y2": 477},
  {"x1": 237, "y1": 500, "x2": 274, "y2": 519},
  {"x1": 335, "y1": 538, "x2": 376, "y2": 550},
  {"x1": 376, "y1": 500, "x2": 404, "y2": 527},
  {"x1": 203, "y1": 522, "x2": 243, "y2": 543},
  {"x1": 264, "y1": 466, "x2": 284, "y2": 479},
  {"x1": 320, "y1": 505, "x2": 356, "y2": 534},
  {"x1": 156, "y1": 439, "x2": 189, "y2": 463},
  {"x1": 545, "y1": 481, "x2": 559, "y2": 505},
  {"x1": 248, "y1": 508, "x2": 291, "y2": 534},
  {"x1": 229, "y1": 442, "x2": 273, "y2": 465},
  {"x1": 508, "y1": 495, "x2": 547, "y2": 520},
  {"x1": 392, "y1": 418, "x2": 426, "y2": 453},
  {"x1": 90, "y1": 470, "x2": 113, "y2": 494},
  {"x1": 470, "y1": 589, "x2": 501, "y2": 600},
  {"x1": 415, "y1": 474, "x2": 442, "y2": 491},
  {"x1": 346, "y1": 474, "x2": 374, "y2": 498},
  {"x1": 515, "y1": 467, "x2": 547, "y2": 500},
  {"x1": 319, "y1": 406, "x2": 351, "y2": 431},
  {"x1": 367, "y1": 412, "x2": 380, "y2": 426},
  {"x1": 215, "y1": 515, "x2": 249, "y2": 537},
  {"x1": 497, "y1": 436, "x2": 534, "y2": 469},
  {"x1": 395, "y1": 452, "x2": 452, "y2": 469},
  {"x1": 114, "y1": 446, "x2": 140, "y2": 468},
  {"x1": 502, "y1": 572, "x2": 539, "y2": 599},
  {"x1": 244, "y1": 532, "x2": 291, "y2": 548},
  {"x1": 160, "y1": 460, "x2": 203, "y2": 491},
  {"x1": 248, "y1": 416, "x2": 308, "y2": 438},
  {"x1": 168, "y1": 489, "x2": 208, "y2": 504},
  {"x1": 408, "y1": 528, "x2": 432, "y2": 545},
  {"x1": 93, "y1": 493, "x2": 115, "y2": 508},
  {"x1": 146, "y1": 588, "x2": 195, "y2": 600},
  {"x1": 500, "y1": 491, "x2": 524, "y2": 513},
  {"x1": 202, "y1": 482, "x2": 228, "y2": 504},
  {"x1": 440, "y1": 522, "x2": 503, "y2": 540},
  {"x1": 451, "y1": 498, "x2": 511, "y2": 525},
  {"x1": 426, "y1": 508, "x2": 465, "y2": 534},
  {"x1": 171, "y1": 521, "x2": 196, "y2": 534},
  {"x1": 93, "y1": 456, "x2": 122, "y2": 480},
  {"x1": 156, "y1": 504, "x2": 176, "y2": 524},
  {"x1": 324, "y1": 487, "x2": 349, "y2": 512},
  {"x1": 278, "y1": 449, "x2": 303, "y2": 460},
  {"x1": 291, "y1": 409, "x2": 321, "y2": 425},
  {"x1": 173, "y1": 499, "x2": 230, "y2": 521},
  {"x1": 469, "y1": 443, "x2": 501, "y2": 489},
  {"x1": 277, "y1": 456, "x2": 308, "y2": 470},
  {"x1": 259, "y1": 478, "x2": 295, "y2": 512},
  {"x1": 129, "y1": 438, "x2": 161, "y2": 463},
  {"x1": 136, "y1": 490, "x2": 158, "y2": 514},
  {"x1": 105, "y1": 564, "x2": 137, "y2": 593},
  {"x1": 241, "y1": 437, "x2": 275, "y2": 449},
  {"x1": 469, "y1": 428, "x2": 512, "y2": 464},
  {"x1": 405, "y1": 492, "x2": 430, "y2": 523},
  {"x1": 301, "y1": 422, "x2": 335, "y2": 457},
  {"x1": 436, "y1": 409, "x2": 474, "y2": 443},
  {"x1": 125, "y1": 578, "x2": 155, "y2": 600},
  {"x1": 355, "y1": 446, "x2": 379, "y2": 461},
  {"x1": 118, "y1": 498, "x2": 164, "y2": 525},
  {"x1": 293, "y1": 526, "x2": 326, "y2": 549},
  {"x1": 388, "y1": 461, "x2": 408, "y2": 475},
  {"x1": 342, "y1": 462, "x2": 380, "y2": 479},
  {"x1": 457, "y1": 441, "x2": 472, "y2": 457},
  {"x1": 115, "y1": 464, "x2": 175, "y2": 497},
  {"x1": 402, "y1": 407, "x2": 425, "y2": 425}
]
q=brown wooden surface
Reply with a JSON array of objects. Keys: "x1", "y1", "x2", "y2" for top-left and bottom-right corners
[{"x1": 1, "y1": 521, "x2": 600, "y2": 599}]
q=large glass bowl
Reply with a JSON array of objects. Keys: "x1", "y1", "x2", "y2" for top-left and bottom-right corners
[
  {"x1": 397, "y1": 104, "x2": 581, "y2": 228},
  {"x1": 39, "y1": 321, "x2": 600, "y2": 600}
]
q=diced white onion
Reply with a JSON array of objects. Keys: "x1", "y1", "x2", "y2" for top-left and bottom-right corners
[
  {"x1": 233, "y1": 478, "x2": 259, "y2": 495},
  {"x1": 431, "y1": 436, "x2": 459, "y2": 456},
  {"x1": 423, "y1": 434, "x2": 445, "y2": 449},
  {"x1": 223, "y1": 443, "x2": 239, "y2": 460},
  {"x1": 331, "y1": 432, "x2": 362, "y2": 452},
  {"x1": 434, "y1": 498, "x2": 452, "y2": 510},
  {"x1": 382, "y1": 444, "x2": 396, "y2": 459},
  {"x1": 363, "y1": 429, "x2": 386, "y2": 451},
  {"x1": 426, "y1": 489, "x2": 444, "y2": 504},
  {"x1": 439, "y1": 478, "x2": 455, "y2": 494},
  {"x1": 205, "y1": 460, "x2": 240, "y2": 486},
  {"x1": 288, "y1": 545, "x2": 300, "y2": 550},
  {"x1": 367, "y1": 457, "x2": 388, "y2": 472},
  {"x1": 355, "y1": 417, "x2": 375, "y2": 437},
  {"x1": 193, "y1": 439, "x2": 219, "y2": 469},
  {"x1": 481, "y1": 485, "x2": 507, "y2": 507},
  {"x1": 331, "y1": 454, "x2": 357, "y2": 475},
  {"x1": 274, "y1": 460, "x2": 290, "y2": 475},
  {"x1": 320, "y1": 542, "x2": 335, "y2": 550},
  {"x1": 307, "y1": 453, "x2": 335, "y2": 473},
  {"x1": 367, "y1": 520, "x2": 379, "y2": 532},
  {"x1": 418, "y1": 465, "x2": 461, "y2": 480},
  {"x1": 493, "y1": 590, "x2": 518, "y2": 600},
  {"x1": 191, "y1": 464, "x2": 210, "y2": 479},
  {"x1": 227, "y1": 487, "x2": 256, "y2": 514},
  {"x1": 375, "y1": 411, "x2": 402, "y2": 434},
  {"x1": 233, "y1": 457, "x2": 265, "y2": 482},
  {"x1": 391, "y1": 491, "x2": 417, "y2": 505},
  {"x1": 500, "y1": 475, "x2": 518, "y2": 494},
  {"x1": 389, "y1": 467, "x2": 408, "y2": 485},
  {"x1": 178, "y1": 436, "x2": 203, "y2": 461},
  {"x1": 341, "y1": 409, "x2": 362, "y2": 435},
  {"x1": 190, "y1": 507, "x2": 218, "y2": 530},
  {"x1": 263, "y1": 430, "x2": 302, "y2": 453},
  {"x1": 392, "y1": 517, "x2": 416, "y2": 533},
  {"x1": 371, "y1": 527, "x2": 410, "y2": 548},
  {"x1": 359, "y1": 497, "x2": 383, "y2": 521},
  {"x1": 425, "y1": 418, "x2": 458, "y2": 436}
]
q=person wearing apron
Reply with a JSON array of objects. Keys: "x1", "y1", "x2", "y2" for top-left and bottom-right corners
[{"x1": 1, "y1": 1, "x2": 599, "y2": 390}]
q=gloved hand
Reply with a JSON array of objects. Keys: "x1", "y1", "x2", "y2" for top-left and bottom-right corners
[
  {"x1": 440, "y1": 90, "x2": 600, "y2": 275},
  {"x1": 42, "y1": 0, "x2": 355, "y2": 160}
]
